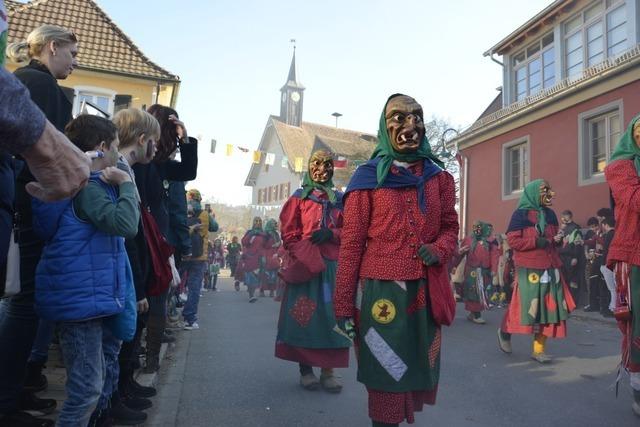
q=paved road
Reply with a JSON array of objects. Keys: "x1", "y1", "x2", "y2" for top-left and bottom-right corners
[{"x1": 148, "y1": 273, "x2": 636, "y2": 426}]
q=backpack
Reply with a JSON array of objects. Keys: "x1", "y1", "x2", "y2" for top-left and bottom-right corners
[{"x1": 140, "y1": 206, "x2": 174, "y2": 296}]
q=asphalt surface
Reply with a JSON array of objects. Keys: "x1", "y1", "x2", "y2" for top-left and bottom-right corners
[{"x1": 147, "y1": 273, "x2": 637, "y2": 427}]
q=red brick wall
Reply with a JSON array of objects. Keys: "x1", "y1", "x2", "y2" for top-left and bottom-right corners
[{"x1": 460, "y1": 80, "x2": 640, "y2": 235}]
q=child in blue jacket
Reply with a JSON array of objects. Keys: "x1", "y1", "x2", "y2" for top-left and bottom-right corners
[{"x1": 33, "y1": 115, "x2": 139, "y2": 427}]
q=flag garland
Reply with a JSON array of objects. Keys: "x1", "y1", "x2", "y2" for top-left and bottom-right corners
[{"x1": 210, "y1": 141, "x2": 361, "y2": 172}]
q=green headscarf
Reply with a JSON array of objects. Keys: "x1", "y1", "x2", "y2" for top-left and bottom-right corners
[
  {"x1": 470, "y1": 220, "x2": 491, "y2": 252},
  {"x1": 300, "y1": 172, "x2": 337, "y2": 203},
  {"x1": 370, "y1": 94, "x2": 445, "y2": 186},
  {"x1": 517, "y1": 179, "x2": 547, "y2": 235},
  {"x1": 609, "y1": 114, "x2": 640, "y2": 175},
  {"x1": 264, "y1": 218, "x2": 281, "y2": 244}
]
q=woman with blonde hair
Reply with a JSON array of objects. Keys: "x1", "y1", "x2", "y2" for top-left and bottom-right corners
[
  {"x1": 8, "y1": 24, "x2": 78, "y2": 131},
  {"x1": 0, "y1": 23, "x2": 78, "y2": 427}
]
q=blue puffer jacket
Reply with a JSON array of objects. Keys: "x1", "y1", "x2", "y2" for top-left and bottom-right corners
[{"x1": 33, "y1": 177, "x2": 129, "y2": 322}]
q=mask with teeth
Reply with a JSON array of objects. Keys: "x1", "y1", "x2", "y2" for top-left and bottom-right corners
[
  {"x1": 539, "y1": 180, "x2": 555, "y2": 207},
  {"x1": 385, "y1": 95, "x2": 425, "y2": 154},
  {"x1": 308, "y1": 150, "x2": 334, "y2": 184}
]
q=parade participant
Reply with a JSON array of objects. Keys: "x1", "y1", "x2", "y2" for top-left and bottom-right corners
[
  {"x1": 227, "y1": 236, "x2": 242, "y2": 291},
  {"x1": 454, "y1": 220, "x2": 499, "y2": 324},
  {"x1": 604, "y1": 114, "x2": 640, "y2": 416},
  {"x1": 208, "y1": 239, "x2": 225, "y2": 291},
  {"x1": 497, "y1": 179, "x2": 576, "y2": 363},
  {"x1": 334, "y1": 94, "x2": 458, "y2": 426},
  {"x1": 239, "y1": 217, "x2": 268, "y2": 302},
  {"x1": 261, "y1": 219, "x2": 281, "y2": 298},
  {"x1": 275, "y1": 150, "x2": 350, "y2": 393}
]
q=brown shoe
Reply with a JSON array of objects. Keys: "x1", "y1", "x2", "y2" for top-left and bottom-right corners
[
  {"x1": 319, "y1": 370, "x2": 343, "y2": 394},
  {"x1": 299, "y1": 373, "x2": 320, "y2": 390}
]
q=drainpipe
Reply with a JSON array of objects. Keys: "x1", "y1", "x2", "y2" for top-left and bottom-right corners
[
  {"x1": 488, "y1": 52, "x2": 503, "y2": 66},
  {"x1": 461, "y1": 153, "x2": 469, "y2": 240}
]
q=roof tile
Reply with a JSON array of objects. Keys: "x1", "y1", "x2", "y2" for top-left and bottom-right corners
[{"x1": 7, "y1": 0, "x2": 179, "y2": 81}]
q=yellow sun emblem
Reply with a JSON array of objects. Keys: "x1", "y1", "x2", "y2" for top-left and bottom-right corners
[
  {"x1": 470, "y1": 271, "x2": 477, "y2": 278},
  {"x1": 372, "y1": 299, "x2": 396, "y2": 324},
  {"x1": 528, "y1": 273, "x2": 540, "y2": 284}
]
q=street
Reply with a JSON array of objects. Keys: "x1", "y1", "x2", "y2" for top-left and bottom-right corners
[{"x1": 148, "y1": 273, "x2": 636, "y2": 427}]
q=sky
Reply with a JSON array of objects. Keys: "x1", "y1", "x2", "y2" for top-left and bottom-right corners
[{"x1": 98, "y1": 0, "x2": 552, "y2": 205}]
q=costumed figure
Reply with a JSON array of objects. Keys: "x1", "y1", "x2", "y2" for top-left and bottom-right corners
[
  {"x1": 497, "y1": 179, "x2": 576, "y2": 363},
  {"x1": 239, "y1": 217, "x2": 268, "y2": 302},
  {"x1": 261, "y1": 219, "x2": 281, "y2": 298},
  {"x1": 227, "y1": 236, "x2": 242, "y2": 291},
  {"x1": 454, "y1": 221, "x2": 499, "y2": 324},
  {"x1": 334, "y1": 94, "x2": 459, "y2": 426},
  {"x1": 275, "y1": 150, "x2": 350, "y2": 393},
  {"x1": 208, "y1": 239, "x2": 225, "y2": 291},
  {"x1": 604, "y1": 114, "x2": 640, "y2": 417}
]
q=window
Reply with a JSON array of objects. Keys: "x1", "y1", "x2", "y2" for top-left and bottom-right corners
[
  {"x1": 513, "y1": 33, "x2": 555, "y2": 101},
  {"x1": 257, "y1": 189, "x2": 263, "y2": 205},
  {"x1": 563, "y1": 0, "x2": 627, "y2": 79},
  {"x1": 578, "y1": 100, "x2": 623, "y2": 184},
  {"x1": 502, "y1": 138, "x2": 530, "y2": 197},
  {"x1": 73, "y1": 87, "x2": 116, "y2": 117}
]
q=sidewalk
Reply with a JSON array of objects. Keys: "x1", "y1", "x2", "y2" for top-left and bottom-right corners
[{"x1": 570, "y1": 308, "x2": 617, "y2": 326}]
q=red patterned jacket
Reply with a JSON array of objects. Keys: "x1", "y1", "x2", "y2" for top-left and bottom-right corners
[
  {"x1": 506, "y1": 210, "x2": 562, "y2": 270},
  {"x1": 279, "y1": 190, "x2": 343, "y2": 262},
  {"x1": 605, "y1": 159, "x2": 640, "y2": 267},
  {"x1": 334, "y1": 163, "x2": 459, "y2": 317}
]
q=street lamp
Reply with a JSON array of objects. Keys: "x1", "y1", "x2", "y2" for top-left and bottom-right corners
[
  {"x1": 438, "y1": 128, "x2": 459, "y2": 158},
  {"x1": 331, "y1": 112, "x2": 343, "y2": 128}
]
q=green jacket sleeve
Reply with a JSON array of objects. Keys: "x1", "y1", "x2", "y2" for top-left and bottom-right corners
[{"x1": 74, "y1": 181, "x2": 140, "y2": 239}]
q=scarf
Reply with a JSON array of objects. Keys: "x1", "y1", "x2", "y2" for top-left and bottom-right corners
[
  {"x1": 470, "y1": 221, "x2": 491, "y2": 252},
  {"x1": 300, "y1": 172, "x2": 337, "y2": 203},
  {"x1": 506, "y1": 179, "x2": 558, "y2": 235},
  {"x1": 370, "y1": 93, "x2": 445, "y2": 186},
  {"x1": 610, "y1": 114, "x2": 640, "y2": 175},
  {"x1": 264, "y1": 219, "x2": 281, "y2": 243}
]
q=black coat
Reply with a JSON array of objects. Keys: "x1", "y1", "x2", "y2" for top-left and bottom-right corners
[
  {"x1": 133, "y1": 138, "x2": 198, "y2": 239},
  {"x1": 13, "y1": 60, "x2": 73, "y2": 293}
]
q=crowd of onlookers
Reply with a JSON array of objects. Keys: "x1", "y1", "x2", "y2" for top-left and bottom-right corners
[
  {"x1": 451, "y1": 207, "x2": 617, "y2": 319},
  {"x1": 0, "y1": 22, "x2": 219, "y2": 427}
]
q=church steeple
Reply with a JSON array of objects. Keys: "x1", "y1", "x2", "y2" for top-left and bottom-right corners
[{"x1": 280, "y1": 46, "x2": 305, "y2": 127}]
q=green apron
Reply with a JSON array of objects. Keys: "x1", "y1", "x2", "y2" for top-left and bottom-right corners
[{"x1": 357, "y1": 279, "x2": 440, "y2": 393}]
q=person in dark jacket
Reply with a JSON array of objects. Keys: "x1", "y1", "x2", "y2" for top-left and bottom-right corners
[
  {"x1": 111, "y1": 107, "x2": 162, "y2": 426},
  {"x1": 133, "y1": 104, "x2": 197, "y2": 372},
  {"x1": 0, "y1": 24, "x2": 78, "y2": 427}
]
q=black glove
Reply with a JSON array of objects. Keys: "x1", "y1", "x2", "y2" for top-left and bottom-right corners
[
  {"x1": 418, "y1": 245, "x2": 440, "y2": 266},
  {"x1": 311, "y1": 228, "x2": 333, "y2": 244},
  {"x1": 535, "y1": 237, "x2": 549, "y2": 248}
]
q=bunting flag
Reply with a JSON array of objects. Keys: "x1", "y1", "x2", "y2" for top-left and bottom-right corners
[
  {"x1": 281, "y1": 156, "x2": 289, "y2": 168},
  {"x1": 238, "y1": 146, "x2": 250, "y2": 153},
  {"x1": 265, "y1": 153, "x2": 276, "y2": 166},
  {"x1": 210, "y1": 139, "x2": 217, "y2": 154},
  {"x1": 334, "y1": 156, "x2": 348, "y2": 168},
  {"x1": 252, "y1": 151, "x2": 262, "y2": 164},
  {"x1": 225, "y1": 144, "x2": 233, "y2": 156},
  {"x1": 294, "y1": 157, "x2": 305, "y2": 173}
]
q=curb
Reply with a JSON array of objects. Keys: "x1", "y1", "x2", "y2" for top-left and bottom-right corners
[{"x1": 570, "y1": 311, "x2": 617, "y2": 327}]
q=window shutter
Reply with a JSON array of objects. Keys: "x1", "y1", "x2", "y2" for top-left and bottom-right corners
[{"x1": 114, "y1": 95, "x2": 133, "y2": 113}]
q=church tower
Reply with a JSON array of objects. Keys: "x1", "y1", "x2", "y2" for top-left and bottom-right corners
[{"x1": 279, "y1": 48, "x2": 305, "y2": 127}]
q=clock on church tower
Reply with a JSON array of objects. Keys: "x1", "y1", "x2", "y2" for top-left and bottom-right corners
[{"x1": 279, "y1": 49, "x2": 305, "y2": 127}]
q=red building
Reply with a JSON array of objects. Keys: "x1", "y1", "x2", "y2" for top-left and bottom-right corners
[{"x1": 455, "y1": 0, "x2": 640, "y2": 235}]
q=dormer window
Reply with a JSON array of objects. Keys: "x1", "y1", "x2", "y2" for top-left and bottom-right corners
[
  {"x1": 513, "y1": 33, "x2": 555, "y2": 101},
  {"x1": 564, "y1": 0, "x2": 627, "y2": 79}
]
